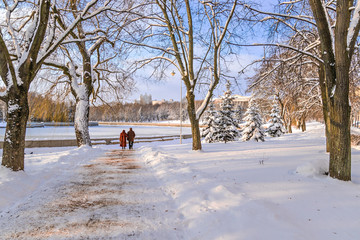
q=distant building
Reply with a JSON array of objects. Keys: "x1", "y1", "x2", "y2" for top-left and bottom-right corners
[
  {"x1": 213, "y1": 95, "x2": 250, "y2": 109},
  {"x1": 152, "y1": 98, "x2": 175, "y2": 105},
  {"x1": 152, "y1": 99, "x2": 167, "y2": 105},
  {"x1": 135, "y1": 93, "x2": 152, "y2": 105}
]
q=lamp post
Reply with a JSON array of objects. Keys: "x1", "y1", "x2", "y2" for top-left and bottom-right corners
[{"x1": 171, "y1": 70, "x2": 182, "y2": 144}]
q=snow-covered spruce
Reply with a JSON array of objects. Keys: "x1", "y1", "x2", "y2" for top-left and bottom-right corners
[
  {"x1": 234, "y1": 104, "x2": 244, "y2": 126},
  {"x1": 201, "y1": 100, "x2": 219, "y2": 143},
  {"x1": 267, "y1": 101, "x2": 285, "y2": 137},
  {"x1": 211, "y1": 81, "x2": 240, "y2": 143},
  {"x1": 242, "y1": 98, "x2": 265, "y2": 142}
]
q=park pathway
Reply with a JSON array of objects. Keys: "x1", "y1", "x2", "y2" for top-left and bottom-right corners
[{"x1": 0, "y1": 150, "x2": 181, "y2": 239}]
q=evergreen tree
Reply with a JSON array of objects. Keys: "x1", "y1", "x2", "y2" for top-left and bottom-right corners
[
  {"x1": 212, "y1": 81, "x2": 240, "y2": 143},
  {"x1": 201, "y1": 99, "x2": 219, "y2": 143},
  {"x1": 234, "y1": 104, "x2": 244, "y2": 126},
  {"x1": 267, "y1": 101, "x2": 285, "y2": 137},
  {"x1": 242, "y1": 98, "x2": 265, "y2": 142}
]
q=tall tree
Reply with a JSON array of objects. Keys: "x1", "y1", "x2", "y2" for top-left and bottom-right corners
[
  {"x1": 214, "y1": 81, "x2": 240, "y2": 143},
  {"x1": 243, "y1": 0, "x2": 360, "y2": 180},
  {"x1": 0, "y1": 0, "x2": 109, "y2": 170},
  {"x1": 127, "y1": 0, "x2": 239, "y2": 150},
  {"x1": 42, "y1": 0, "x2": 136, "y2": 146},
  {"x1": 307, "y1": 0, "x2": 360, "y2": 181}
]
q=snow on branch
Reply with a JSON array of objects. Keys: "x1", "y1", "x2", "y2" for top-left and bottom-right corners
[
  {"x1": 61, "y1": 36, "x2": 104, "y2": 45},
  {"x1": 37, "y1": 0, "x2": 108, "y2": 65},
  {"x1": 5, "y1": 0, "x2": 22, "y2": 58}
]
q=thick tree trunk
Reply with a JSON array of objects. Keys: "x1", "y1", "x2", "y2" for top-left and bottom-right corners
[
  {"x1": 309, "y1": 0, "x2": 352, "y2": 181},
  {"x1": 1, "y1": 88, "x2": 29, "y2": 171},
  {"x1": 328, "y1": 64, "x2": 351, "y2": 181},
  {"x1": 328, "y1": 102, "x2": 351, "y2": 180},
  {"x1": 74, "y1": 98, "x2": 92, "y2": 147},
  {"x1": 186, "y1": 91, "x2": 201, "y2": 150}
]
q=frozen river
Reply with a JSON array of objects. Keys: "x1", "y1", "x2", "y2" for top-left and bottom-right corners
[{"x1": 0, "y1": 124, "x2": 192, "y2": 140}]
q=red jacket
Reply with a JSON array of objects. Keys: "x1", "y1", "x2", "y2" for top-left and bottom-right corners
[{"x1": 120, "y1": 131, "x2": 127, "y2": 147}]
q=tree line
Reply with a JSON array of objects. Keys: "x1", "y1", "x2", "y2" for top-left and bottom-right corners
[{"x1": 89, "y1": 101, "x2": 188, "y2": 122}]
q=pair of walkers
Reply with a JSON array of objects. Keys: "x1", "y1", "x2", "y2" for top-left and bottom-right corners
[{"x1": 120, "y1": 128, "x2": 136, "y2": 150}]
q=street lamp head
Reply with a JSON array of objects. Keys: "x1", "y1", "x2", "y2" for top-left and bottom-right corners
[{"x1": 170, "y1": 70, "x2": 176, "y2": 76}]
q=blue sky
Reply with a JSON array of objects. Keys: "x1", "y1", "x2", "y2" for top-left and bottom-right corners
[{"x1": 131, "y1": 51, "x2": 261, "y2": 102}]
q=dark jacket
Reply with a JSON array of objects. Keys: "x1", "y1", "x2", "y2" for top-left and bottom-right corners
[{"x1": 127, "y1": 129, "x2": 136, "y2": 141}]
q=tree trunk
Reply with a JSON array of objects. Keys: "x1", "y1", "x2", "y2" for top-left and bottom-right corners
[
  {"x1": 287, "y1": 117, "x2": 292, "y2": 133},
  {"x1": 296, "y1": 119, "x2": 301, "y2": 129},
  {"x1": 74, "y1": 98, "x2": 92, "y2": 147},
  {"x1": 301, "y1": 116, "x2": 306, "y2": 132},
  {"x1": 1, "y1": 87, "x2": 29, "y2": 171},
  {"x1": 186, "y1": 91, "x2": 201, "y2": 150},
  {"x1": 328, "y1": 60, "x2": 351, "y2": 181},
  {"x1": 309, "y1": 0, "x2": 352, "y2": 181},
  {"x1": 319, "y1": 66, "x2": 331, "y2": 152}
]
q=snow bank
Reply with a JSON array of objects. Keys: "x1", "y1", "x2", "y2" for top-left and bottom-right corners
[
  {"x1": 296, "y1": 158, "x2": 329, "y2": 177},
  {"x1": 138, "y1": 123, "x2": 360, "y2": 240},
  {"x1": 0, "y1": 146, "x2": 106, "y2": 211}
]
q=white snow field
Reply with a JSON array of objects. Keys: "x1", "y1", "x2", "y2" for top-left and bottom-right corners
[{"x1": 0, "y1": 122, "x2": 360, "y2": 239}]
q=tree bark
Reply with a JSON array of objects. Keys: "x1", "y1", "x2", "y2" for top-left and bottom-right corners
[
  {"x1": 301, "y1": 116, "x2": 306, "y2": 132},
  {"x1": 186, "y1": 90, "x2": 201, "y2": 150},
  {"x1": 287, "y1": 117, "x2": 292, "y2": 133},
  {"x1": 309, "y1": 0, "x2": 352, "y2": 181},
  {"x1": 1, "y1": 87, "x2": 29, "y2": 171},
  {"x1": 74, "y1": 98, "x2": 92, "y2": 147},
  {"x1": 74, "y1": 56, "x2": 93, "y2": 147},
  {"x1": 327, "y1": 0, "x2": 351, "y2": 181}
]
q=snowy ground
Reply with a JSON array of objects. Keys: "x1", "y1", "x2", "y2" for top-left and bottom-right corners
[{"x1": 0, "y1": 122, "x2": 360, "y2": 239}]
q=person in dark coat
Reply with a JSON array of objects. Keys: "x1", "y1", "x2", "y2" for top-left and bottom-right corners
[
  {"x1": 127, "y1": 128, "x2": 136, "y2": 149},
  {"x1": 120, "y1": 130, "x2": 127, "y2": 149}
]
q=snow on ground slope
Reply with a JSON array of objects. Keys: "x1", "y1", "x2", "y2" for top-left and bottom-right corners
[
  {"x1": 140, "y1": 122, "x2": 360, "y2": 240},
  {"x1": 0, "y1": 122, "x2": 359, "y2": 239},
  {"x1": 0, "y1": 149, "x2": 181, "y2": 239},
  {"x1": 0, "y1": 146, "x2": 106, "y2": 211}
]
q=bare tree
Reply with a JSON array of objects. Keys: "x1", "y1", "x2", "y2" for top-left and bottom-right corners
[
  {"x1": 307, "y1": 0, "x2": 360, "y2": 181},
  {"x1": 125, "y1": 0, "x2": 239, "y2": 150},
  {"x1": 0, "y1": 0, "x2": 110, "y2": 171},
  {"x1": 242, "y1": 0, "x2": 360, "y2": 181},
  {"x1": 39, "y1": 0, "x2": 137, "y2": 146}
]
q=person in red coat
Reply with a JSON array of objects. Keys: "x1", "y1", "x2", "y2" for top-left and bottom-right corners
[{"x1": 120, "y1": 130, "x2": 127, "y2": 149}]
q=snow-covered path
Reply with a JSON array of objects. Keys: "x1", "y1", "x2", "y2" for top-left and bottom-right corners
[
  {"x1": 1, "y1": 123, "x2": 360, "y2": 239},
  {"x1": 0, "y1": 150, "x2": 181, "y2": 240}
]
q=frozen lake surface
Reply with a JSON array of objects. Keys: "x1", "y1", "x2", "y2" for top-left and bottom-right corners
[{"x1": 0, "y1": 125, "x2": 191, "y2": 140}]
